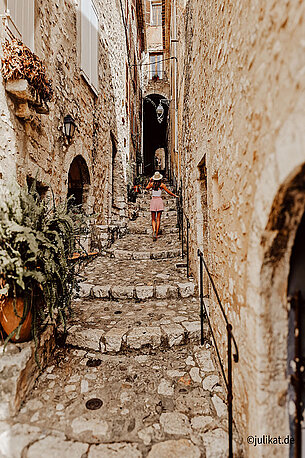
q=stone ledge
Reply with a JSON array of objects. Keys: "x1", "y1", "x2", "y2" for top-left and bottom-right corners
[
  {"x1": 6, "y1": 79, "x2": 36, "y2": 102},
  {"x1": 106, "y1": 248, "x2": 181, "y2": 260},
  {"x1": 0, "y1": 325, "x2": 55, "y2": 419},
  {"x1": 5, "y1": 79, "x2": 49, "y2": 119}
]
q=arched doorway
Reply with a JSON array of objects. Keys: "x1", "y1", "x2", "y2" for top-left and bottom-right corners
[
  {"x1": 143, "y1": 94, "x2": 169, "y2": 176},
  {"x1": 154, "y1": 148, "x2": 166, "y2": 171},
  {"x1": 257, "y1": 163, "x2": 305, "y2": 456},
  {"x1": 288, "y1": 210, "x2": 305, "y2": 457},
  {"x1": 67, "y1": 155, "x2": 90, "y2": 208}
]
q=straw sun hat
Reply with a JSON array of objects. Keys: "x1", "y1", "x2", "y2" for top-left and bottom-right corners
[{"x1": 152, "y1": 171, "x2": 163, "y2": 180}]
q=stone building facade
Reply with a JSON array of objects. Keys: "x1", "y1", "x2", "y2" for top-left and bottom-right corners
[
  {"x1": 0, "y1": 0, "x2": 145, "y2": 226},
  {"x1": 171, "y1": 0, "x2": 305, "y2": 456},
  {"x1": 140, "y1": 0, "x2": 171, "y2": 177}
]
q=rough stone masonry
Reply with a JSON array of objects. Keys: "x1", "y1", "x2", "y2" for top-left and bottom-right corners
[
  {"x1": 172, "y1": 1, "x2": 305, "y2": 456},
  {"x1": 0, "y1": 189, "x2": 243, "y2": 457}
]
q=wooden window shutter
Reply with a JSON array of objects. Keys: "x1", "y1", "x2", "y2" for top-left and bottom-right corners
[
  {"x1": 80, "y1": 0, "x2": 99, "y2": 93},
  {"x1": 7, "y1": 0, "x2": 34, "y2": 51},
  {"x1": 80, "y1": 0, "x2": 91, "y2": 83},
  {"x1": 90, "y1": 2, "x2": 98, "y2": 93}
]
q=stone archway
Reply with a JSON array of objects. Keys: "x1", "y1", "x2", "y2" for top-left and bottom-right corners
[
  {"x1": 67, "y1": 155, "x2": 91, "y2": 210},
  {"x1": 245, "y1": 163, "x2": 305, "y2": 454},
  {"x1": 257, "y1": 164, "x2": 305, "y2": 453},
  {"x1": 143, "y1": 94, "x2": 169, "y2": 176},
  {"x1": 287, "y1": 208, "x2": 305, "y2": 456},
  {"x1": 154, "y1": 147, "x2": 165, "y2": 171}
]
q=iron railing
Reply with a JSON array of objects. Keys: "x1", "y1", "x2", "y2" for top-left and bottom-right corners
[
  {"x1": 176, "y1": 185, "x2": 190, "y2": 278},
  {"x1": 198, "y1": 249, "x2": 239, "y2": 458},
  {"x1": 173, "y1": 176, "x2": 240, "y2": 455}
]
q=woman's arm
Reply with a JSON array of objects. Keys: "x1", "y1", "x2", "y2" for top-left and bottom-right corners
[
  {"x1": 146, "y1": 177, "x2": 153, "y2": 190},
  {"x1": 161, "y1": 183, "x2": 179, "y2": 198}
]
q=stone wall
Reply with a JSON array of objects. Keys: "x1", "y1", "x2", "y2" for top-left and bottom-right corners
[
  {"x1": 0, "y1": 0, "x2": 143, "y2": 225},
  {"x1": 174, "y1": 0, "x2": 305, "y2": 455},
  {"x1": 0, "y1": 325, "x2": 55, "y2": 420}
]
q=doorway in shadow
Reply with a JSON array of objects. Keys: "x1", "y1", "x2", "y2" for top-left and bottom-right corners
[
  {"x1": 67, "y1": 155, "x2": 90, "y2": 208},
  {"x1": 143, "y1": 94, "x2": 169, "y2": 177}
]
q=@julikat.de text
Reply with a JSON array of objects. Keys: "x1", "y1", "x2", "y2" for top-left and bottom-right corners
[{"x1": 247, "y1": 435, "x2": 294, "y2": 447}]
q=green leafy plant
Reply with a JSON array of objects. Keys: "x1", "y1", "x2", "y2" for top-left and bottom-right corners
[{"x1": 0, "y1": 181, "x2": 85, "y2": 352}]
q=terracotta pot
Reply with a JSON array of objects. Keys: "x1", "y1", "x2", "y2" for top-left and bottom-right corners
[{"x1": 0, "y1": 297, "x2": 32, "y2": 342}]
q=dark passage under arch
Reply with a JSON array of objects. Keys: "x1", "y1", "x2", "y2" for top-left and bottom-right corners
[
  {"x1": 143, "y1": 94, "x2": 169, "y2": 177},
  {"x1": 67, "y1": 155, "x2": 90, "y2": 207},
  {"x1": 288, "y1": 209, "x2": 305, "y2": 458}
]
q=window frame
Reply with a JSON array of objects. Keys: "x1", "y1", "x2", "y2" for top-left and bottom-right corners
[
  {"x1": 149, "y1": 53, "x2": 163, "y2": 80},
  {"x1": 150, "y1": 1, "x2": 162, "y2": 26}
]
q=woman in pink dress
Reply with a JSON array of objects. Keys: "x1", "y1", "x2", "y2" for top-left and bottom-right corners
[{"x1": 146, "y1": 172, "x2": 179, "y2": 241}]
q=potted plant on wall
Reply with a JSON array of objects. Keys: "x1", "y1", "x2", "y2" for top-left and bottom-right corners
[
  {"x1": 0, "y1": 181, "x2": 84, "y2": 350},
  {"x1": 1, "y1": 38, "x2": 53, "y2": 118}
]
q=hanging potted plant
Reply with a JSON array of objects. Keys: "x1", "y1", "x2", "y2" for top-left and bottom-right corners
[{"x1": 0, "y1": 181, "x2": 85, "y2": 349}]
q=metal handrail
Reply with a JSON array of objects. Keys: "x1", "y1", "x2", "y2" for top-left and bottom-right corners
[
  {"x1": 198, "y1": 248, "x2": 239, "y2": 458},
  {"x1": 176, "y1": 185, "x2": 191, "y2": 277}
]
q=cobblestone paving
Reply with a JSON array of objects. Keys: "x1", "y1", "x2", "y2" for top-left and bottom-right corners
[
  {"x1": 65, "y1": 297, "x2": 209, "y2": 353},
  {"x1": 107, "y1": 233, "x2": 180, "y2": 254},
  {"x1": 0, "y1": 345, "x2": 241, "y2": 457},
  {"x1": 0, "y1": 191, "x2": 243, "y2": 457},
  {"x1": 77, "y1": 258, "x2": 195, "y2": 299}
]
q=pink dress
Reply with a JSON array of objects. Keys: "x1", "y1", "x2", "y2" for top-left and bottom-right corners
[{"x1": 150, "y1": 188, "x2": 164, "y2": 212}]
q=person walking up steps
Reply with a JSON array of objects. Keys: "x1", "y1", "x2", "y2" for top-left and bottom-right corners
[{"x1": 146, "y1": 171, "x2": 179, "y2": 241}]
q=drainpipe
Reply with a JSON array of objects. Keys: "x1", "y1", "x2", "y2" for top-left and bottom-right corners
[
  {"x1": 171, "y1": 0, "x2": 179, "y2": 183},
  {"x1": 141, "y1": 92, "x2": 144, "y2": 175}
]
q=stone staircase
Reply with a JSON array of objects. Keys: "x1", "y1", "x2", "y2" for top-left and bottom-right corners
[
  {"x1": 67, "y1": 188, "x2": 202, "y2": 353},
  {"x1": 0, "y1": 187, "x2": 243, "y2": 457}
]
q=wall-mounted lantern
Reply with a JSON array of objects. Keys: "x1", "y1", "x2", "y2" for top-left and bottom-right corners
[{"x1": 63, "y1": 115, "x2": 76, "y2": 141}]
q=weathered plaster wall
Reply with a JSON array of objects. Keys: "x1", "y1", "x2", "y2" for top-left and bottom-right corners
[
  {"x1": 147, "y1": 26, "x2": 162, "y2": 47},
  {"x1": 175, "y1": 0, "x2": 305, "y2": 455}
]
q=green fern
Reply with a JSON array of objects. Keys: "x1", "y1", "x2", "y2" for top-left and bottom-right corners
[{"x1": 0, "y1": 181, "x2": 87, "y2": 362}]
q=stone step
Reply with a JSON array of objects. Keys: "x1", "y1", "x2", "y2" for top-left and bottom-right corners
[
  {"x1": 129, "y1": 215, "x2": 178, "y2": 227},
  {"x1": 138, "y1": 194, "x2": 176, "y2": 200},
  {"x1": 104, "y1": 232, "x2": 181, "y2": 259},
  {"x1": 139, "y1": 195, "x2": 176, "y2": 202},
  {"x1": 127, "y1": 226, "x2": 179, "y2": 235},
  {"x1": 77, "y1": 279, "x2": 196, "y2": 301},
  {"x1": 138, "y1": 197, "x2": 176, "y2": 205},
  {"x1": 137, "y1": 210, "x2": 177, "y2": 218},
  {"x1": 106, "y1": 247, "x2": 181, "y2": 260},
  {"x1": 65, "y1": 297, "x2": 209, "y2": 353},
  {"x1": 137, "y1": 204, "x2": 177, "y2": 211}
]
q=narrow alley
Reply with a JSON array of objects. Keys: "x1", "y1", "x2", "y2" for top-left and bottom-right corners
[
  {"x1": 0, "y1": 189, "x2": 241, "y2": 457},
  {"x1": 1, "y1": 1, "x2": 305, "y2": 457}
]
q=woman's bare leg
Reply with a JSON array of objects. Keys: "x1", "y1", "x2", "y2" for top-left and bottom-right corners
[
  {"x1": 151, "y1": 212, "x2": 156, "y2": 235},
  {"x1": 156, "y1": 211, "x2": 162, "y2": 238}
]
